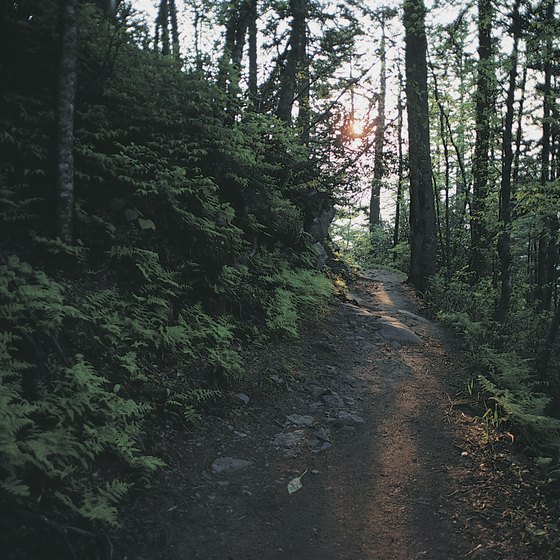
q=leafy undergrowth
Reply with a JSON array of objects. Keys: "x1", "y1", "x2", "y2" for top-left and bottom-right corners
[
  {"x1": 0, "y1": 3, "x2": 336, "y2": 556},
  {"x1": 426, "y1": 273, "x2": 560, "y2": 512}
]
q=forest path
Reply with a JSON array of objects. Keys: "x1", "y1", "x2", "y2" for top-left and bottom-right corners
[{"x1": 122, "y1": 270, "x2": 550, "y2": 560}]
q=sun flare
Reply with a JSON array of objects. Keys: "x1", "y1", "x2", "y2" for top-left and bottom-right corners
[{"x1": 350, "y1": 119, "x2": 364, "y2": 137}]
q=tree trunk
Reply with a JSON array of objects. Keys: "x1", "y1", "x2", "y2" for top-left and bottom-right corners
[
  {"x1": 494, "y1": 0, "x2": 521, "y2": 324},
  {"x1": 536, "y1": 0, "x2": 557, "y2": 312},
  {"x1": 276, "y1": 0, "x2": 307, "y2": 123},
  {"x1": 248, "y1": 0, "x2": 258, "y2": 101},
  {"x1": 369, "y1": 15, "x2": 387, "y2": 230},
  {"x1": 55, "y1": 0, "x2": 78, "y2": 245},
  {"x1": 404, "y1": 0, "x2": 437, "y2": 291},
  {"x1": 156, "y1": 0, "x2": 170, "y2": 56},
  {"x1": 169, "y1": 0, "x2": 180, "y2": 59},
  {"x1": 470, "y1": 0, "x2": 495, "y2": 280},
  {"x1": 393, "y1": 68, "x2": 404, "y2": 259}
]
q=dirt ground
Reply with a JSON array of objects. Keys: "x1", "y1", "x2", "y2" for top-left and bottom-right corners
[{"x1": 117, "y1": 269, "x2": 559, "y2": 560}]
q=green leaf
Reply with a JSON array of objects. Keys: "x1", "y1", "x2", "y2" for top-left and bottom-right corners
[
  {"x1": 124, "y1": 208, "x2": 139, "y2": 222},
  {"x1": 138, "y1": 218, "x2": 156, "y2": 231}
]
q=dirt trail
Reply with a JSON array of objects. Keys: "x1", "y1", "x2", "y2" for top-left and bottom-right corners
[{"x1": 121, "y1": 270, "x2": 554, "y2": 560}]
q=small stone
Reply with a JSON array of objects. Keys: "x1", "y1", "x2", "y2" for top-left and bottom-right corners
[
  {"x1": 309, "y1": 385, "x2": 328, "y2": 399},
  {"x1": 272, "y1": 430, "x2": 305, "y2": 449},
  {"x1": 319, "y1": 442, "x2": 332, "y2": 452},
  {"x1": 211, "y1": 457, "x2": 254, "y2": 474},
  {"x1": 314, "y1": 427, "x2": 332, "y2": 443},
  {"x1": 270, "y1": 374, "x2": 284, "y2": 385},
  {"x1": 236, "y1": 392, "x2": 250, "y2": 405},
  {"x1": 286, "y1": 414, "x2": 315, "y2": 427},
  {"x1": 322, "y1": 394, "x2": 345, "y2": 408},
  {"x1": 343, "y1": 396, "x2": 356, "y2": 406},
  {"x1": 216, "y1": 480, "x2": 230, "y2": 487},
  {"x1": 334, "y1": 411, "x2": 365, "y2": 427},
  {"x1": 311, "y1": 469, "x2": 320, "y2": 475}
]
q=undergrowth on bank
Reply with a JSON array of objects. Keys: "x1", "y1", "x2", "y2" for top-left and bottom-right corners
[
  {"x1": 0, "y1": 2, "x2": 335, "y2": 547},
  {"x1": 426, "y1": 274, "x2": 560, "y2": 457}
]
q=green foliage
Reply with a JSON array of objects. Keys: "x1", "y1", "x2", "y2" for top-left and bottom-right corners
[
  {"x1": 0, "y1": 257, "x2": 163, "y2": 527},
  {"x1": 428, "y1": 273, "x2": 560, "y2": 453},
  {"x1": 331, "y1": 215, "x2": 407, "y2": 272},
  {"x1": 0, "y1": 1, "x2": 335, "y2": 540}
]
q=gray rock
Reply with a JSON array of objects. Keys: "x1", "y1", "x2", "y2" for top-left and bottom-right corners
[
  {"x1": 211, "y1": 457, "x2": 254, "y2": 474},
  {"x1": 343, "y1": 396, "x2": 356, "y2": 406},
  {"x1": 286, "y1": 414, "x2": 315, "y2": 427},
  {"x1": 311, "y1": 242, "x2": 328, "y2": 269},
  {"x1": 270, "y1": 374, "x2": 284, "y2": 385},
  {"x1": 322, "y1": 394, "x2": 345, "y2": 408},
  {"x1": 334, "y1": 411, "x2": 365, "y2": 427},
  {"x1": 309, "y1": 385, "x2": 328, "y2": 399},
  {"x1": 314, "y1": 427, "x2": 332, "y2": 443},
  {"x1": 377, "y1": 315, "x2": 423, "y2": 345},
  {"x1": 236, "y1": 392, "x2": 250, "y2": 404},
  {"x1": 272, "y1": 430, "x2": 306, "y2": 449},
  {"x1": 397, "y1": 309, "x2": 432, "y2": 324}
]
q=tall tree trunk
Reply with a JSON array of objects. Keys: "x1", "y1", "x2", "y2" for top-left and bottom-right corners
[
  {"x1": 297, "y1": 16, "x2": 310, "y2": 143},
  {"x1": 155, "y1": 0, "x2": 170, "y2": 56},
  {"x1": 169, "y1": 0, "x2": 180, "y2": 59},
  {"x1": 218, "y1": 0, "x2": 255, "y2": 93},
  {"x1": 470, "y1": 0, "x2": 495, "y2": 280},
  {"x1": 276, "y1": 0, "x2": 307, "y2": 123},
  {"x1": 430, "y1": 59, "x2": 451, "y2": 272},
  {"x1": 404, "y1": 0, "x2": 437, "y2": 291},
  {"x1": 369, "y1": 15, "x2": 387, "y2": 230},
  {"x1": 494, "y1": 0, "x2": 522, "y2": 323},
  {"x1": 536, "y1": 0, "x2": 556, "y2": 311},
  {"x1": 248, "y1": 0, "x2": 258, "y2": 102},
  {"x1": 393, "y1": 68, "x2": 404, "y2": 259},
  {"x1": 512, "y1": 63, "x2": 528, "y2": 184},
  {"x1": 56, "y1": 0, "x2": 78, "y2": 244}
]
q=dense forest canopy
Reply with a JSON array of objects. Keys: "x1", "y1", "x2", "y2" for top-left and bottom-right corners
[{"x1": 1, "y1": 0, "x2": 560, "y2": 557}]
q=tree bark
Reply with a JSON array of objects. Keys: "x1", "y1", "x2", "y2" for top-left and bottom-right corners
[
  {"x1": 248, "y1": 0, "x2": 258, "y2": 101},
  {"x1": 536, "y1": 0, "x2": 557, "y2": 312},
  {"x1": 169, "y1": 0, "x2": 180, "y2": 59},
  {"x1": 470, "y1": 0, "x2": 495, "y2": 280},
  {"x1": 404, "y1": 0, "x2": 437, "y2": 291},
  {"x1": 494, "y1": 0, "x2": 522, "y2": 324},
  {"x1": 393, "y1": 68, "x2": 404, "y2": 258},
  {"x1": 276, "y1": 0, "x2": 307, "y2": 123},
  {"x1": 55, "y1": 0, "x2": 78, "y2": 244},
  {"x1": 369, "y1": 15, "x2": 387, "y2": 230},
  {"x1": 155, "y1": 0, "x2": 170, "y2": 56}
]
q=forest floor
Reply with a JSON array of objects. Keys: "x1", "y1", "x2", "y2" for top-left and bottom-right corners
[{"x1": 117, "y1": 269, "x2": 559, "y2": 560}]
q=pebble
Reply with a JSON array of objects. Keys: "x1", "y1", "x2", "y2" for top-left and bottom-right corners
[
  {"x1": 236, "y1": 393, "x2": 250, "y2": 405},
  {"x1": 334, "y1": 411, "x2": 365, "y2": 427},
  {"x1": 322, "y1": 394, "x2": 345, "y2": 408},
  {"x1": 309, "y1": 385, "x2": 328, "y2": 399},
  {"x1": 286, "y1": 414, "x2": 315, "y2": 427},
  {"x1": 314, "y1": 427, "x2": 332, "y2": 443},
  {"x1": 272, "y1": 430, "x2": 305, "y2": 449}
]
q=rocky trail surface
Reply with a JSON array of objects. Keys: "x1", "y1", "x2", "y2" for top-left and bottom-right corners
[{"x1": 120, "y1": 270, "x2": 557, "y2": 560}]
